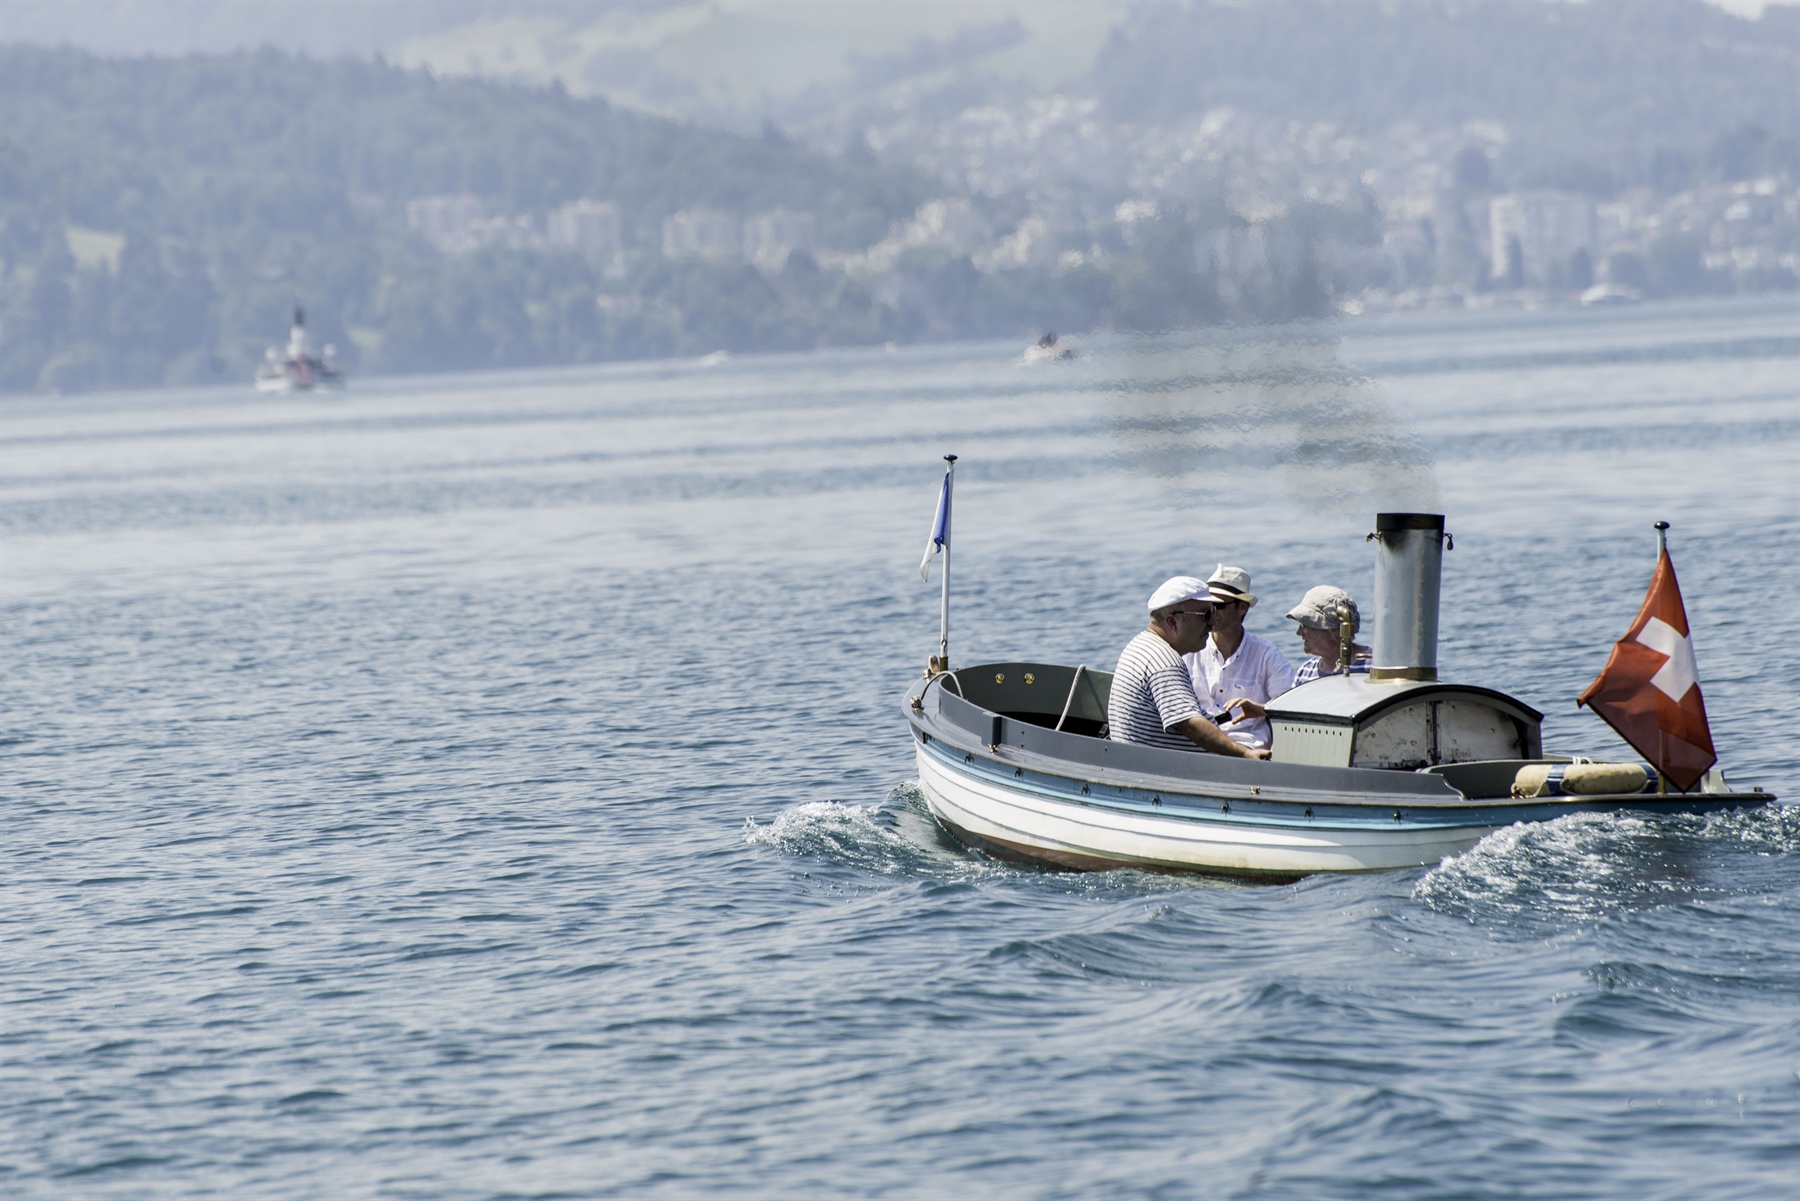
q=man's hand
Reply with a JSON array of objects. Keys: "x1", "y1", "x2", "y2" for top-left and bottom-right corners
[
  {"x1": 1225, "y1": 697, "x2": 1267, "y2": 720},
  {"x1": 1177, "y1": 716, "x2": 1267, "y2": 758}
]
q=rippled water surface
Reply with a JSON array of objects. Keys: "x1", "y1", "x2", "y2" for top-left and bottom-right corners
[{"x1": 4, "y1": 298, "x2": 1798, "y2": 1198}]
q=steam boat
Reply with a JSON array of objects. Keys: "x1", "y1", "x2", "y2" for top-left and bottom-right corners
[
  {"x1": 255, "y1": 307, "x2": 344, "y2": 394},
  {"x1": 904, "y1": 513, "x2": 1775, "y2": 878}
]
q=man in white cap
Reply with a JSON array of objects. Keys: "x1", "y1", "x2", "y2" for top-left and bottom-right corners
[
  {"x1": 1107, "y1": 576, "x2": 1270, "y2": 759},
  {"x1": 1183, "y1": 564, "x2": 1294, "y2": 750}
]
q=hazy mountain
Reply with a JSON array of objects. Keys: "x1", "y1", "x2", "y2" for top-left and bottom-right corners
[
  {"x1": 1090, "y1": 1, "x2": 1800, "y2": 177},
  {"x1": 0, "y1": 1, "x2": 649, "y2": 60},
  {"x1": 0, "y1": 1, "x2": 1125, "y2": 125},
  {"x1": 4, "y1": 2, "x2": 1793, "y2": 157}
]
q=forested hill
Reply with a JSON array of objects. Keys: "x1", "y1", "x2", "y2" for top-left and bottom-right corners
[{"x1": 0, "y1": 46, "x2": 937, "y2": 393}]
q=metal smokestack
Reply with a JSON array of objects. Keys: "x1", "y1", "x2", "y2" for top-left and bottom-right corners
[{"x1": 1369, "y1": 512, "x2": 1448, "y2": 682}]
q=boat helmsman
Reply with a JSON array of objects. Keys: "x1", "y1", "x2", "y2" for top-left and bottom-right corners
[
  {"x1": 1108, "y1": 577, "x2": 1269, "y2": 760},
  {"x1": 1183, "y1": 564, "x2": 1294, "y2": 750}
]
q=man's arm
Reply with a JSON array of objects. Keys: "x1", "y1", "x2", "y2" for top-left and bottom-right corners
[
  {"x1": 1174, "y1": 716, "x2": 1269, "y2": 759},
  {"x1": 1263, "y1": 643, "x2": 1296, "y2": 698}
]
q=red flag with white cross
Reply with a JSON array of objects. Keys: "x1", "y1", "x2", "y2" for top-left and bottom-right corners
[{"x1": 1577, "y1": 543, "x2": 1717, "y2": 791}]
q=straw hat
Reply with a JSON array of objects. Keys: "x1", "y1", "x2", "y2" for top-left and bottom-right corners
[{"x1": 1206, "y1": 564, "x2": 1257, "y2": 608}]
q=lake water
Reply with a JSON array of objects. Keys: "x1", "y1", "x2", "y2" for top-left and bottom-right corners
[{"x1": 3, "y1": 296, "x2": 1798, "y2": 1199}]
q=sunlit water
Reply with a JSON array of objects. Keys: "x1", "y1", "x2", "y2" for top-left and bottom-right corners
[{"x1": 3, "y1": 297, "x2": 1797, "y2": 1199}]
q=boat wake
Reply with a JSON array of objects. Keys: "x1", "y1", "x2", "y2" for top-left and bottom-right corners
[
  {"x1": 1414, "y1": 804, "x2": 1800, "y2": 931},
  {"x1": 742, "y1": 785, "x2": 989, "y2": 880}
]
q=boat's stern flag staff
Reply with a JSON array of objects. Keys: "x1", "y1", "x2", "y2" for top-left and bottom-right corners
[
  {"x1": 919, "y1": 455, "x2": 956, "y2": 674},
  {"x1": 1577, "y1": 521, "x2": 1717, "y2": 792}
]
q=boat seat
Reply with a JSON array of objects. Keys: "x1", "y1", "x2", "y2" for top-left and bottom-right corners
[
  {"x1": 1002, "y1": 710, "x2": 1107, "y2": 740},
  {"x1": 943, "y1": 663, "x2": 1112, "y2": 740}
]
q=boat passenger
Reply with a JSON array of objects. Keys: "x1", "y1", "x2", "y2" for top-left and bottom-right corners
[
  {"x1": 1107, "y1": 577, "x2": 1270, "y2": 760},
  {"x1": 1183, "y1": 564, "x2": 1294, "y2": 750},
  {"x1": 1285, "y1": 585, "x2": 1370, "y2": 684}
]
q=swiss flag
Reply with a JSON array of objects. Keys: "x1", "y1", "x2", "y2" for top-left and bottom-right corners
[{"x1": 1578, "y1": 548, "x2": 1717, "y2": 791}]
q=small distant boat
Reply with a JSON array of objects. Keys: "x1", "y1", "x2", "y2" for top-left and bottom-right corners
[
  {"x1": 1581, "y1": 283, "x2": 1642, "y2": 307},
  {"x1": 1022, "y1": 332, "x2": 1077, "y2": 363},
  {"x1": 255, "y1": 307, "x2": 345, "y2": 393}
]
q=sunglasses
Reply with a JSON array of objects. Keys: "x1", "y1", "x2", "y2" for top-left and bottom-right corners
[{"x1": 1167, "y1": 608, "x2": 1214, "y2": 622}]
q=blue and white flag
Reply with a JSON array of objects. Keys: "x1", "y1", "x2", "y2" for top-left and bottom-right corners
[{"x1": 918, "y1": 466, "x2": 953, "y2": 579}]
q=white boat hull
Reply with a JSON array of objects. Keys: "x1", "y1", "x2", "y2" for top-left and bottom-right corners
[
  {"x1": 255, "y1": 371, "x2": 343, "y2": 394},
  {"x1": 916, "y1": 740, "x2": 1495, "y2": 876}
]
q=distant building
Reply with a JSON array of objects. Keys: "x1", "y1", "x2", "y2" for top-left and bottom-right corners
[
  {"x1": 1379, "y1": 222, "x2": 1436, "y2": 291},
  {"x1": 1489, "y1": 191, "x2": 1596, "y2": 286},
  {"x1": 834, "y1": 198, "x2": 996, "y2": 275},
  {"x1": 407, "y1": 195, "x2": 487, "y2": 254},
  {"x1": 1203, "y1": 225, "x2": 1263, "y2": 283},
  {"x1": 481, "y1": 214, "x2": 540, "y2": 252},
  {"x1": 663, "y1": 209, "x2": 740, "y2": 261},
  {"x1": 979, "y1": 216, "x2": 1054, "y2": 272},
  {"x1": 742, "y1": 209, "x2": 816, "y2": 271},
  {"x1": 906, "y1": 198, "x2": 992, "y2": 257},
  {"x1": 1115, "y1": 199, "x2": 1159, "y2": 245},
  {"x1": 1202, "y1": 223, "x2": 1300, "y2": 284},
  {"x1": 1596, "y1": 191, "x2": 1657, "y2": 255},
  {"x1": 548, "y1": 200, "x2": 622, "y2": 266},
  {"x1": 407, "y1": 195, "x2": 544, "y2": 255},
  {"x1": 594, "y1": 292, "x2": 644, "y2": 318}
]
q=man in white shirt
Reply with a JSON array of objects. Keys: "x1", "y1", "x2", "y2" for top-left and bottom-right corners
[
  {"x1": 1108, "y1": 575, "x2": 1269, "y2": 759},
  {"x1": 1183, "y1": 565, "x2": 1294, "y2": 750}
]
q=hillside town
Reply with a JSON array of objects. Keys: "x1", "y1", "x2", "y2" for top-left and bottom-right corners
[{"x1": 402, "y1": 103, "x2": 1800, "y2": 323}]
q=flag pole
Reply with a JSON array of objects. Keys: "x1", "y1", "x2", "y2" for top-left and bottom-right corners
[
  {"x1": 939, "y1": 454, "x2": 956, "y2": 669},
  {"x1": 1654, "y1": 520, "x2": 1670, "y2": 794}
]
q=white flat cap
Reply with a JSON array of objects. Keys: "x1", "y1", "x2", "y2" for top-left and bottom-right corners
[{"x1": 1148, "y1": 575, "x2": 1212, "y2": 614}]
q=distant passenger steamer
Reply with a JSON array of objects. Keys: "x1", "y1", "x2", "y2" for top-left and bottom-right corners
[{"x1": 255, "y1": 307, "x2": 344, "y2": 393}]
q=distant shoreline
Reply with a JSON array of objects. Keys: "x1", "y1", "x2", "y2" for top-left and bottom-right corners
[{"x1": 7, "y1": 292, "x2": 1794, "y2": 407}]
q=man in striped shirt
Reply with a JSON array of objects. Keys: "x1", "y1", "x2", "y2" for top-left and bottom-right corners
[{"x1": 1107, "y1": 577, "x2": 1270, "y2": 759}]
